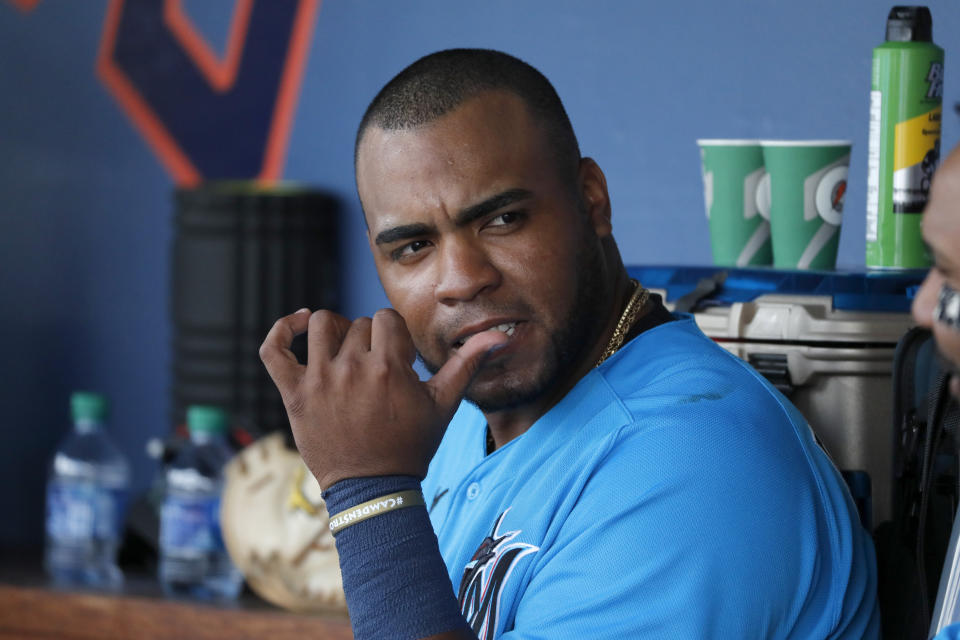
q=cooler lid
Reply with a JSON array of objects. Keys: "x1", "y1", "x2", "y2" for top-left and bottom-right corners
[
  {"x1": 627, "y1": 265, "x2": 925, "y2": 344},
  {"x1": 627, "y1": 265, "x2": 924, "y2": 312}
]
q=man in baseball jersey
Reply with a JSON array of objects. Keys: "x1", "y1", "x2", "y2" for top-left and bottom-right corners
[{"x1": 260, "y1": 49, "x2": 880, "y2": 639}]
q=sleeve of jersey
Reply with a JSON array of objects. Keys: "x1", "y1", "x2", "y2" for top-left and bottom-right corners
[
  {"x1": 934, "y1": 623, "x2": 960, "y2": 640},
  {"x1": 500, "y1": 411, "x2": 879, "y2": 640}
]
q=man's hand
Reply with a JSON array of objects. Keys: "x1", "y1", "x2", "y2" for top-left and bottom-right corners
[{"x1": 259, "y1": 308, "x2": 507, "y2": 490}]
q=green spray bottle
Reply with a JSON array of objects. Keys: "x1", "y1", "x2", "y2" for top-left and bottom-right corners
[{"x1": 866, "y1": 6, "x2": 943, "y2": 269}]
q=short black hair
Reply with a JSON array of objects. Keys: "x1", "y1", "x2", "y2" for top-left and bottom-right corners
[{"x1": 355, "y1": 48, "x2": 581, "y2": 178}]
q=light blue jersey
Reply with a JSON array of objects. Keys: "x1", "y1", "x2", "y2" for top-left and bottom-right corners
[
  {"x1": 423, "y1": 315, "x2": 880, "y2": 639},
  {"x1": 936, "y1": 624, "x2": 960, "y2": 640}
]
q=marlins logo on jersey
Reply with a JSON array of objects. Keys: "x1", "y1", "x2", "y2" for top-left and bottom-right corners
[{"x1": 457, "y1": 509, "x2": 539, "y2": 639}]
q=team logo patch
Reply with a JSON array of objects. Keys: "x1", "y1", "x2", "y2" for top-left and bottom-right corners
[{"x1": 457, "y1": 509, "x2": 539, "y2": 639}]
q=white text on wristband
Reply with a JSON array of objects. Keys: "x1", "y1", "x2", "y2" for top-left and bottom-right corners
[{"x1": 328, "y1": 490, "x2": 426, "y2": 535}]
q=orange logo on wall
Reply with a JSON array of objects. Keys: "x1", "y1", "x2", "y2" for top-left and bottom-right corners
[
  {"x1": 8, "y1": 0, "x2": 320, "y2": 185},
  {"x1": 7, "y1": 0, "x2": 41, "y2": 11},
  {"x1": 89, "y1": 0, "x2": 319, "y2": 186}
]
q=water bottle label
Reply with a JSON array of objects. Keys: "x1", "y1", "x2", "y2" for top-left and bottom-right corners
[
  {"x1": 46, "y1": 483, "x2": 126, "y2": 543},
  {"x1": 160, "y1": 494, "x2": 225, "y2": 554}
]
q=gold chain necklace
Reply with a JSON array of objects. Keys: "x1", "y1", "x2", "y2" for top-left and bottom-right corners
[{"x1": 595, "y1": 278, "x2": 649, "y2": 367}]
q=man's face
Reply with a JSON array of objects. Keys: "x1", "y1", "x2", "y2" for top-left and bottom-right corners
[
  {"x1": 356, "y1": 91, "x2": 612, "y2": 413},
  {"x1": 912, "y1": 145, "x2": 960, "y2": 384}
]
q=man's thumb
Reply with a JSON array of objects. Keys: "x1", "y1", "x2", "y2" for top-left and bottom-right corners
[{"x1": 426, "y1": 330, "x2": 508, "y2": 411}]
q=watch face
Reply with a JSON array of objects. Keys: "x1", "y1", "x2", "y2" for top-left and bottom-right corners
[
  {"x1": 936, "y1": 282, "x2": 960, "y2": 331},
  {"x1": 221, "y1": 432, "x2": 346, "y2": 613}
]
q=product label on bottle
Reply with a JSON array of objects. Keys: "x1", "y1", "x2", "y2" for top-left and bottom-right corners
[
  {"x1": 927, "y1": 60, "x2": 944, "y2": 100},
  {"x1": 892, "y1": 105, "x2": 942, "y2": 213},
  {"x1": 160, "y1": 494, "x2": 225, "y2": 555},
  {"x1": 866, "y1": 90, "x2": 882, "y2": 242},
  {"x1": 46, "y1": 483, "x2": 126, "y2": 543}
]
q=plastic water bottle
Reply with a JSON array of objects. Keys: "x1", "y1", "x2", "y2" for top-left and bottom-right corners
[
  {"x1": 158, "y1": 405, "x2": 243, "y2": 601},
  {"x1": 44, "y1": 391, "x2": 130, "y2": 590}
]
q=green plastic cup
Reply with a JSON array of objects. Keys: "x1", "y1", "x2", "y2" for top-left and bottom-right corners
[
  {"x1": 759, "y1": 140, "x2": 851, "y2": 270},
  {"x1": 697, "y1": 140, "x2": 773, "y2": 267}
]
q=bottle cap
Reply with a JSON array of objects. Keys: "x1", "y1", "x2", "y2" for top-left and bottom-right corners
[
  {"x1": 186, "y1": 405, "x2": 229, "y2": 434},
  {"x1": 71, "y1": 391, "x2": 108, "y2": 421},
  {"x1": 885, "y1": 6, "x2": 933, "y2": 42}
]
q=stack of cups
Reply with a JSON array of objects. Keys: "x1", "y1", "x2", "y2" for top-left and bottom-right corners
[{"x1": 698, "y1": 139, "x2": 851, "y2": 270}]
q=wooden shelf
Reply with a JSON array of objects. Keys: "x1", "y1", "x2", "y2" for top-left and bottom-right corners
[{"x1": 0, "y1": 562, "x2": 352, "y2": 640}]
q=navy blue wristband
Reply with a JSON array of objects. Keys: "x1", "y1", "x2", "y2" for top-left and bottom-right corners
[{"x1": 323, "y1": 475, "x2": 471, "y2": 640}]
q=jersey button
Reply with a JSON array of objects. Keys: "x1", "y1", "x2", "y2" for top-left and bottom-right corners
[{"x1": 466, "y1": 482, "x2": 481, "y2": 500}]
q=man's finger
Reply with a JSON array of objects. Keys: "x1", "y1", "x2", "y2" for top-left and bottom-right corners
[
  {"x1": 339, "y1": 316, "x2": 373, "y2": 356},
  {"x1": 426, "y1": 330, "x2": 508, "y2": 412},
  {"x1": 308, "y1": 309, "x2": 353, "y2": 361},
  {"x1": 260, "y1": 308, "x2": 312, "y2": 390},
  {"x1": 371, "y1": 309, "x2": 416, "y2": 364}
]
